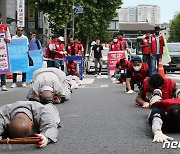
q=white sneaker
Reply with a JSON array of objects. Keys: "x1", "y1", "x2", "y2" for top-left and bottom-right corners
[
  {"x1": 22, "y1": 82, "x2": 27, "y2": 88},
  {"x1": 98, "y1": 73, "x2": 101, "y2": 76},
  {"x1": 1, "y1": 85, "x2": 7, "y2": 91},
  {"x1": 95, "y1": 74, "x2": 98, "y2": 77},
  {"x1": 11, "y1": 83, "x2": 17, "y2": 88}
]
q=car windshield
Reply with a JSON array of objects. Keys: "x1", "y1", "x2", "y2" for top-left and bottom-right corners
[
  {"x1": 103, "y1": 48, "x2": 109, "y2": 56},
  {"x1": 167, "y1": 43, "x2": 180, "y2": 52}
]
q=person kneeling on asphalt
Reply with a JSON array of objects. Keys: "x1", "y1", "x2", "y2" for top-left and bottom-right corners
[
  {"x1": 27, "y1": 67, "x2": 71, "y2": 104},
  {"x1": 65, "y1": 59, "x2": 80, "y2": 79},
  {"x1": 148, "y1": 89, "x2": 180, "y2": 143},
  {"x1": 126, "y1": 56, "x2": 150, "y2": 94},
  {"x1": 113, "y1": 58, "x2": 130, "y2": 84},
  {"x1": 0, "y1": 101, "x2": 61, "y2": 148},
  {"x1": 136, "y1": 74, "x2": 179, "y2": 108}
]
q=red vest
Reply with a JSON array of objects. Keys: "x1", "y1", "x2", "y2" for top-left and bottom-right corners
[
  {"x1": 118, "y1": 39, "x2": 127, "y2": 51},
  {"x1": 55, "y1": 42, "x2": 65, "y2": 59},
  {"x1": 111, "y1": 42, "x2": 121, "y2": 51},
  {"x1": 154, "y1": 98, "x2": 180, "y2": 112},
  {"x1": 150, "y1": 34, "x2": 164, "y2": 54},
  {"x1": 67, "y1": 43, "x2": 78, "y2": 56},
  {"x1": 141, "y1": 37, "x2": 150, "y2": 54},
  {"x1": 0, "y1": 23, "x2": 7, "y2": 32},
  {"x1": 116, "y1": 60, "x2": 130, "y2": 70},
  {"x1": 66, "y1": 61, "x2": 78, "y2": 75},
  {"x1": 78, "y1": 43, "x2": 84, "y2": 56},
  {"x1": 44, "y1": 41, "x2": 55, "y2": 60},
  {"x1": 143, "y1": 77, "x2": 176, "y2": 102},
  {"x1": 128, "y1": 62, "x2": 149, "y2": 83}
]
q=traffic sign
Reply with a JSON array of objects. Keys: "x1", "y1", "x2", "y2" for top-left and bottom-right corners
[{"x1": 75, "y1": 7, "x2": 83, "y2": 14}]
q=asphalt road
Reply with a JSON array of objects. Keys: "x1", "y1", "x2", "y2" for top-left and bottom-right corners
[{"x1": 1, "y1": 73, "x2": 180, "y2": 154}]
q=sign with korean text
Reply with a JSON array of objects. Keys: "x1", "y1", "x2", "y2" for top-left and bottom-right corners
[
  {"x1": 17, "y1": 0, "x2": 25, "y2": 27},
  {"x1": 108, "y1": 51, "x2": 126, "y2": 75},
  {"x1": 0, "y1": 32, "x2": 10, "y2": 74},
  {"x1": 28, "y1": 3, "x2": 35, "y2": 21}
]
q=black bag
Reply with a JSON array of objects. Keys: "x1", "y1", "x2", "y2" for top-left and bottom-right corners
[{"x1": 28, "y1": 54, "x2": 34, "y2": 66}]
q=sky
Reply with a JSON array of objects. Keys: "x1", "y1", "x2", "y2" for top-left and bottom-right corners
[{"x1": 121, "y1": 0, "x2": 180, "y2": 23}]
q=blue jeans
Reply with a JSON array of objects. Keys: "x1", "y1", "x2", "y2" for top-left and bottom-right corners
[
  {"x1": 54, "y1": 59, "x2": 65, "y2": 71},
  {"x1": 0, "y1": 74, "x2": 6, "y2": 87},
  {"x1": 47, "y1": 60, "x2": 54, "y2": 67},
  {"x1": 151, "y1": 54, "x2": 162, "y2": 75}
]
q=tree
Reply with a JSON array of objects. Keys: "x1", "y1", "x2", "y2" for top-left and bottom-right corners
[
  {"x1": 168, "y1": 13, "x2": 180, "y2": 42},
  {"x1": 35, "y1": 0, "x2": 122, "y2": 51}
]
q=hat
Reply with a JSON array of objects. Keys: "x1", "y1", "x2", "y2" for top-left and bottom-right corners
[
  {"x1": 40, "y1": 86, "x2": 54, "y2": 93},
  {"x1": 28, "y1": 31, "x2": 33, "y2": 35},
  {"x1": 131, "y1": 56, "x2": 142, "y2": 63},
  {"x1": 58, "y1": 36, "x2": 64, "y2": 41}
]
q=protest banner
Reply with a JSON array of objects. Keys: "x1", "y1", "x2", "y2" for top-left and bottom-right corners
[
  {"x1": 26, "y1": 50, "x2": 43, "y2": 82},
  {"x1": 108, "y1": 51, "x2": 126, "y2": 75},
  {"x1": 66, "y1": 56, "x2": 83, "y2": 80},
  {"x1": 8, "y1": 38, "x2": 29, "y2": 73},
  {"x1": 0, "y1": 32, "x2": 10, "y2": 74}
]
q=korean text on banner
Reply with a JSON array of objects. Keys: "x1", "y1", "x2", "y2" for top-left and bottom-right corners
[
  {"x1": 0, "y1": 32, "x2": 10, "y2": 74},
  {"x1": 66, "y1": 56, "x2": 83, "y2": 80},
  {"x1": 8, "y1": 38, "x2": 29, "y2": 73},
  {"x1": 26, "y1": 50, "x2": 43, "y2": 82},
  {"x1": 108, "y1": 51, "x2": 125, "y2": 76}
]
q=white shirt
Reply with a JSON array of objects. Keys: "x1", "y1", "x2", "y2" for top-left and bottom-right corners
[{"x1": 12, "y1": 34, "x2": 29, "y2": 45}]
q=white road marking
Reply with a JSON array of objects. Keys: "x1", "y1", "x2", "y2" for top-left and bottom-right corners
[
  {"x1": 97, "y1": 75, "x2": 108, "y2": 79},
  {"x1": 63, "y1": 115, "x2": 80, "y2": 117},
  {"x1": 81, "y1": 78, "x2": 95, "y2": 85},
  {"x1": 101, "y1": 84, "x2": 109, "y2": 88}
]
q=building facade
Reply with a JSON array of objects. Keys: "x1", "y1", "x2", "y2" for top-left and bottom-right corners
[{"x1": 118, "y1": 4, "x2": 160, "y2": 25}]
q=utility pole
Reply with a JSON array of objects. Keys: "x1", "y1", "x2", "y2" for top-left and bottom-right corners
[{"x1": 72, "y1": 0, "x2": 75, "y2": 38}]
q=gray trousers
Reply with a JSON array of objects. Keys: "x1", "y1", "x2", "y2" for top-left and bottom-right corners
[{"x1": 94, "y1": 58, "x2": 103, "y2": 74}]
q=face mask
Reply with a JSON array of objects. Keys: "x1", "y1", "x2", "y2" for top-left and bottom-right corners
[
  {"x1": 133, "y1": 65, "x2": 141, "y2": 71},
  {"x1": 113, "y1": 39, "x2": 117, "y2": 42},
  {"x1": 155, "y1": 32, "x2": 159, "y2": 35}
]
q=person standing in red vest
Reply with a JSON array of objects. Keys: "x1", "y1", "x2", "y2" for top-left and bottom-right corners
[
  {"x1": 66, "y1": 38, "x2": 78, "y2": 56},
  {"x1": 135, "y1": 74, "x2": 179, "y2": 109},
  {"x1": 0, "y1": 13, "x2": 11, "y2": 91},
  {"x1": 74, "y1": 37, "x2": 84, "y2": 57},
  {"x1": 65, "y1": 59, "x2": 80, "y2": 79},
  {"x1": 44, "y1": 35, "x2": 58, "y2": 67},
  {"x1": 117, "y1": 33, "x2": 128, "y2": 51},
  {"x1": 149, "y1": 26, "x2": 165, "y2": 75},
  {"x1": 54, "y1": 36, "x2": 66, "y2": 71},
  {"x1": 110, "y1": 35, "x2": 120, "y2": 51},
  {"x1": 126, "y1": 56, "x2": 150, "y2": 94},
  {"x1": 139, "y1": 32, "x2": 151, "y2": 68}
]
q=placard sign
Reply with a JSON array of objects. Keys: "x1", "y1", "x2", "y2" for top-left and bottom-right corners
[
  {"x1": 0, "y1": 32, "x2": 10, "y2": 74},
  {"x1": 108, "y1": 51, "x2": 126, "y2": 75}
]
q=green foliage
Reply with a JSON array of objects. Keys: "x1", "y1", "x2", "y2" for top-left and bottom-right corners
[
  {"x1": 168, "y1": 13, "x2": 180, "y2": 42},
  {"x1": 35, "y1": 0, "x2": 122, "y2": 47}
]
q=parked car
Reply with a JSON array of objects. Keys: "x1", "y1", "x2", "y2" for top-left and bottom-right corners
[
  {"x1": 85, "y1": 47, "x2": 109, "y2": 74},
  {"x1": 164, "y1": 43, "x2": 180, "y2": 73}
]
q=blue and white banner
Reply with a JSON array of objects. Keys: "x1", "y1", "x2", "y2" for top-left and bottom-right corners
[
  {"x1": 8, "y1": 38, "x2": 29, "y2": 73},
  {"x1": 26, "y1": 50, "x2": 43, "y2": 82}
]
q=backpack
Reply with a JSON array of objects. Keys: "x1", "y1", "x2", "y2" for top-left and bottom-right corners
[{"x1": 35, "y1": 38, "x2": 41, "y2": 50}]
